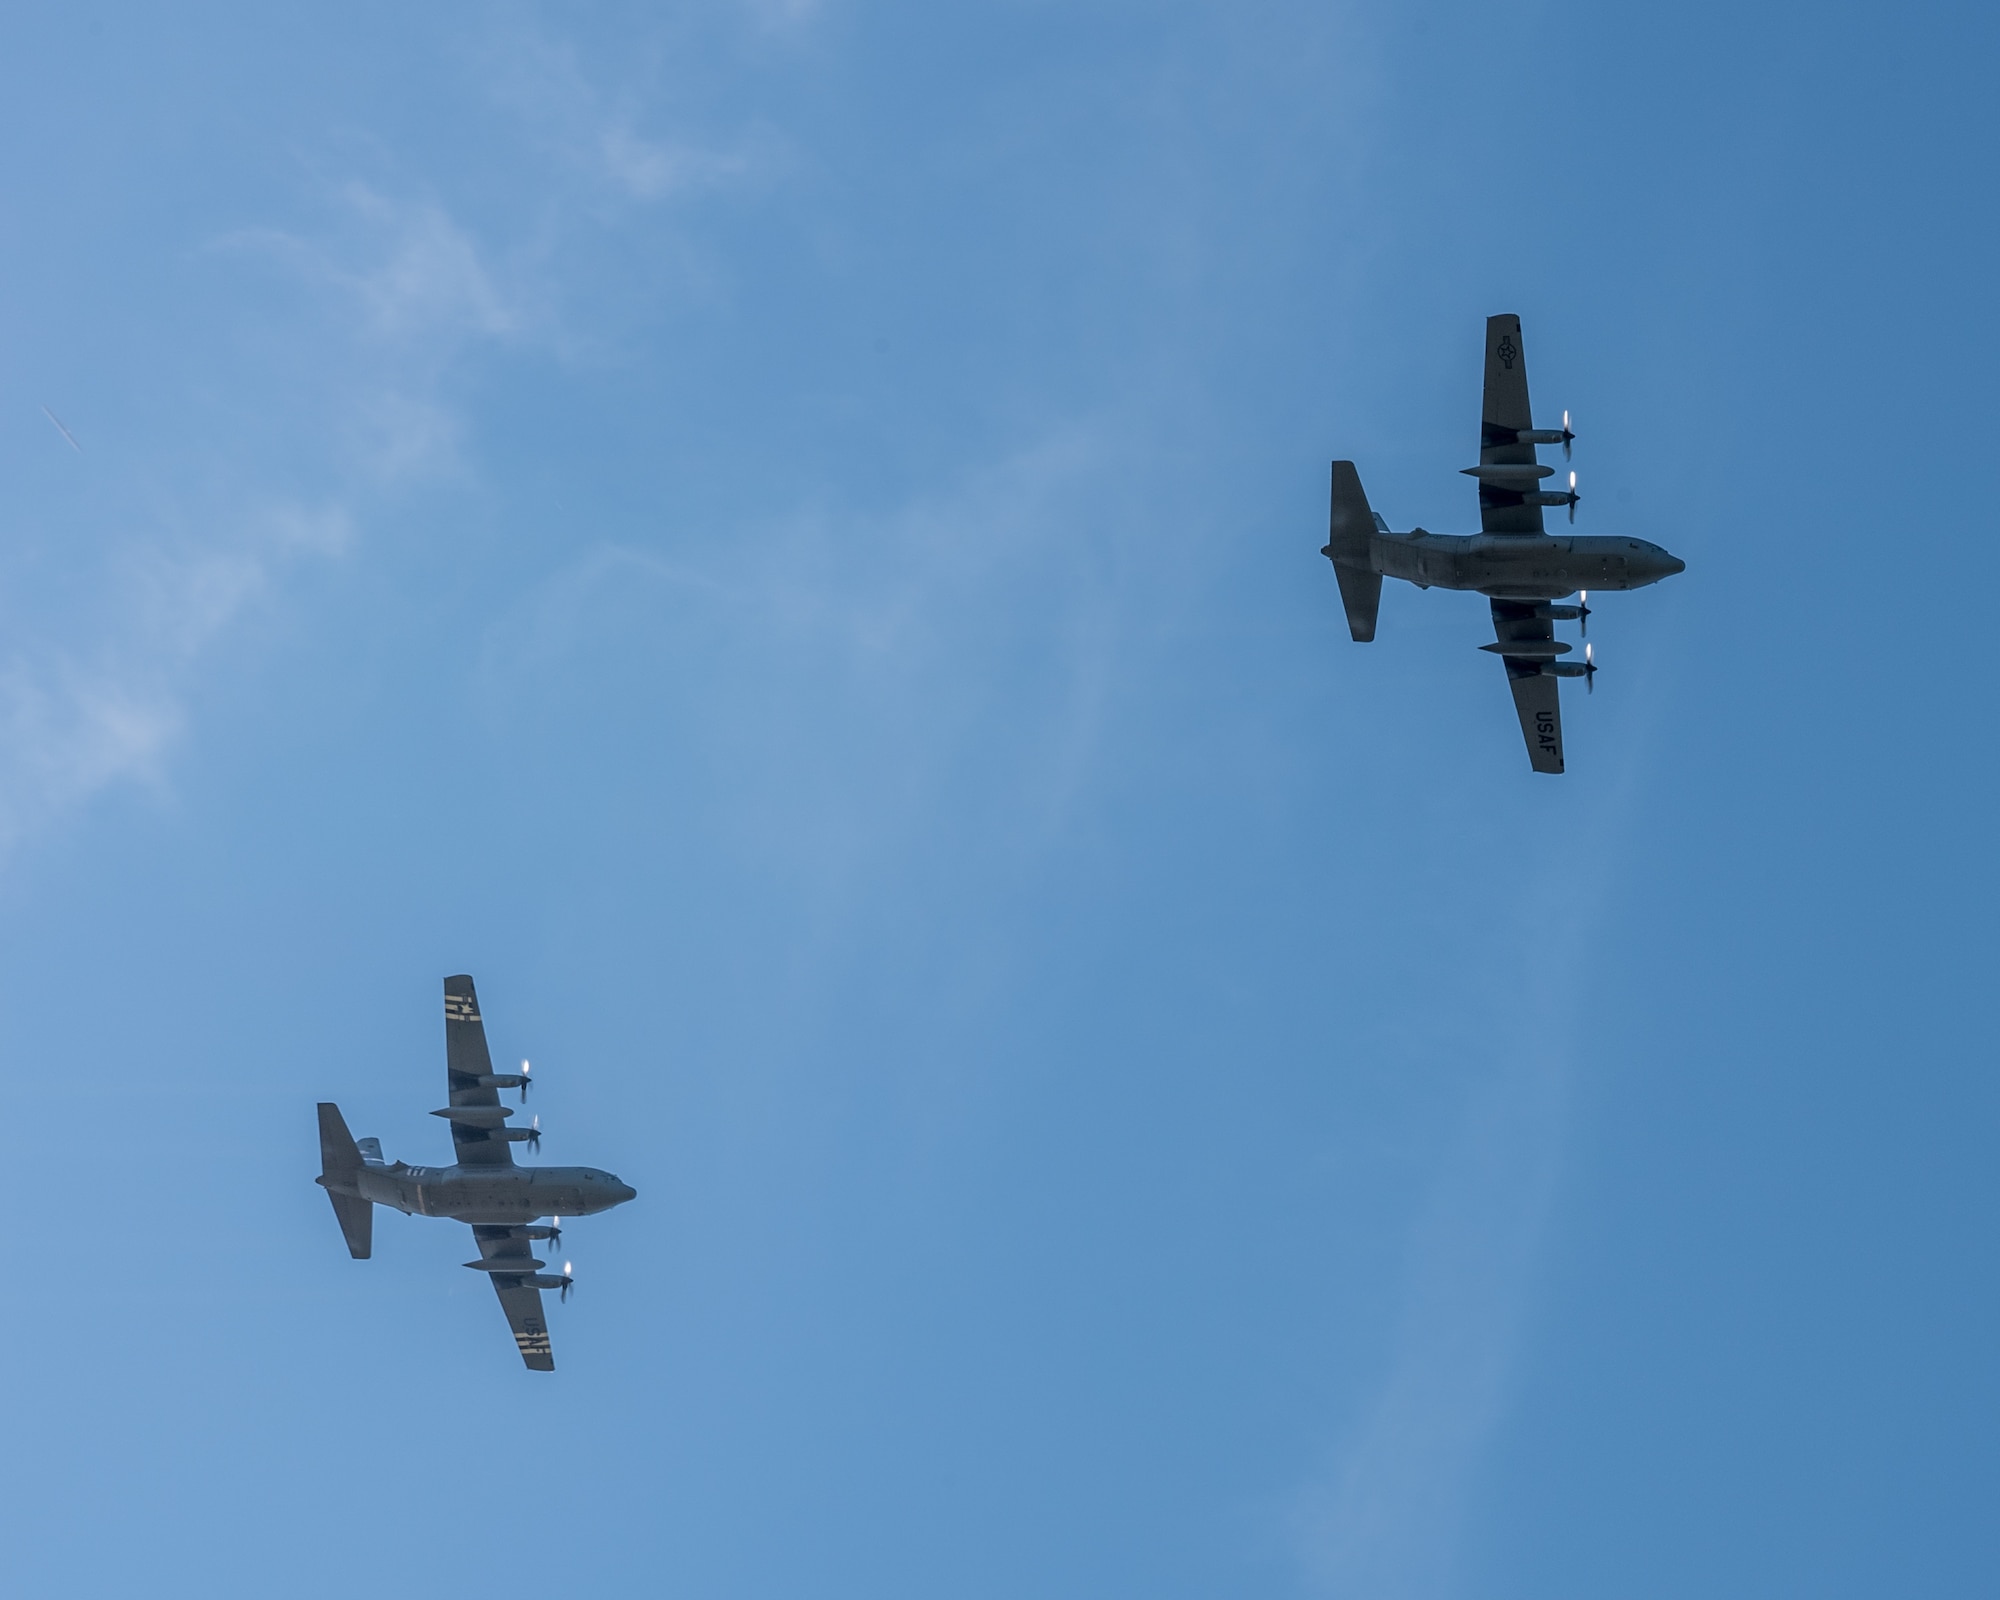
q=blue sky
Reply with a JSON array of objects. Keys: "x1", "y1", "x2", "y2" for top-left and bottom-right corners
[{"x1": 0, "y1": 3, "x2": 1994, "y2": 1596}]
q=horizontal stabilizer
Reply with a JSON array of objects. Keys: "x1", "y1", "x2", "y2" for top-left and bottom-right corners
[
  {"x1": 1325, "y1": 461, "x2": 1383, "y2": 641},
  {"x1": 318, "y1": 1103, "x2": 362, "y2": 1178},
  {"x1": 1333, "y1": 563, "x2": 1382, "y2": 642},
  {"x1": 1325, "y1": 461, "x2": 1376, "y2": 563},
  {"x1": 327, "y1": 1190, "x2": 373, "y2": 1259}
]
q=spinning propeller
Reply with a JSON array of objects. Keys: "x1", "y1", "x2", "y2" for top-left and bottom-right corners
[
  {"x1": 524, "y1": 1115, "x2": 542, "y2": 1154},
  {"x1": 560, "y1": 1261, "x2": 575, "y2": 1303},
  {"x1": 1566, "y1": 470, "x2": 1579, "y2": 524},
  {"x1": 518, "y1": 1060, "x2": 532, "y2": 1103},
  {"x1": 1578, "y1": 591, "x2": 1590, "y2": 637},
  {"x1": 1583, "y1": 642, "x2": 1596, "y2": 694},
  {"x1": 1562, "y1": 409, "x2": 1574, "y2": 460}
]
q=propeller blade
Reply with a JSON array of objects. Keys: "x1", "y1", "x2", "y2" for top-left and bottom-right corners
[
  {"x1": 1562, "y1": 409, "x2": 1572, "y2": 460},
  {"x1": 1567, "y1": 469, "x2": 1578, "y2": 524},
  {"x1": 1579, "y1": 590, "x2": 1589, "y2": 637},
  {"x1": 526, "y1": 1115, "x2": 541, "y2": 1153},
  {"x1": 560, "y1": 1261, "x2": 575, "y2": 1303},
  {"x1": 519, "y1": 1060, "x2": 532, "y2": 1103},
  {"x1": 1584, "y1": 641, "x2": 1595, "y2": 694}
]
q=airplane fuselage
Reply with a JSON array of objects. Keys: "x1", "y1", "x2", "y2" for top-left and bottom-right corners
[
  {"x1": 1365, "y1": 528, "x2": 1684, "y2": 599},
  {"x1": 328, "y1": 1161, "x2": 636, "y2": 1225}
]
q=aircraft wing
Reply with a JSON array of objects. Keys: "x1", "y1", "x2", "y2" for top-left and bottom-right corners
[
  {"x1": 444, "y1": 974, "x2": 516, "y2": 1168},
  {"x1": 471, "y1": 1226, "x2": 556, "y2": 1371},
  {"x1": 1489, "y1": 600, "x2": 1564, "y2": 773},
  {"x1": 1478, "y1": 313, "x2": 1547, "y2": 535}
]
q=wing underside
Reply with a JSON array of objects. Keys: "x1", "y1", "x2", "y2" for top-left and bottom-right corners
[
  {"x1": 445, "y1": 974, "x2": 515, "y2": 1167},
  {"x1": 1479, "y1": 313, "x2": 1546, "y2": 535},
  {"x1": 1490, "y1": 600, "x2": 1564, "y2": 774},
  {"x1": 472, "y1": 1226, "x2": 555, "y2": 1371}
]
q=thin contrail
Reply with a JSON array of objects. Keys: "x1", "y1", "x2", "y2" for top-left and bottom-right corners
[{"x1": 40, "y1": 405, "x2": 81, "y2": 454}]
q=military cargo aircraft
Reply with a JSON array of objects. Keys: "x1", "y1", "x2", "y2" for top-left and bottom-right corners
[
  {"x1": 316, "y1": 974, "x2": 636, "y2": 1371},
  {"x1": 1322, "y1": 314, "x2": 1685, "y2": 773}
]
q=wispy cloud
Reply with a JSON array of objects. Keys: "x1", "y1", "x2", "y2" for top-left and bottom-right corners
[
  {"x1": 1289, "y1": 1039, "x2": 1569, "y2": 1600},
  {"x1": 330, "y1": 185, "x2": 518, "y2": 341},
  {"x1": 0, "y1": 172, "x2": 524, "y2": 853},
  {"x1": 596, "y1": 124, "x2": 757, "y2": 201},
  {"x1": 220, "y1": 183, "x2": 525, "y2": 483},
  {"x1": 481, "y1": 421, "x2": 1132, "y2": 872},
  {"x1": 475, "y1": 18, "x2": 777, "y2": 202},
  {"x1": 0, "y1": 11, "x2": 781, "y2": 861},
  {"x1": 738, "y1": 0, "x2": 824, "y2": 35},
  {"x1": 1286, "y1": 830, "x2": 1641, "y2": 1599},
  {"x1": 0, "y1": 502, "x2": 350, "y2": 856}
]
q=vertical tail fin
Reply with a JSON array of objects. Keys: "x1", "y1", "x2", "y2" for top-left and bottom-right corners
[
  {"x1": 1324, "y1": 461, "x2": 1383, "y2": 642},
  {"x1": 316, "y1": 1103, "x2": 375, "y2": 1259}
]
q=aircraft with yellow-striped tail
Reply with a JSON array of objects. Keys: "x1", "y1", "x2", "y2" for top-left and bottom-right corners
[{"x1": 315, "y1": 975, "x2": 636, "y2": 1371}]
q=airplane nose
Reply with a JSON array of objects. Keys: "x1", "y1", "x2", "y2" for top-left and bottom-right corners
[
  {"x1": 1663, "y1": 553, "x2": 1686, "y2": 576},
  {"x1": 615, "y1": 1181, "x2": 637, "y2": 1203}
]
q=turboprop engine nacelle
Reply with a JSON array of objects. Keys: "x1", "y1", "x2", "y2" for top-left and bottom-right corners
[
  {"x1": 431, "y1": 1105, "x2": 515, "y2": 1127},
  {"x1": 1479, "y1": 639, "x2": 1571, "y2": 659},
  {"x1": 1461, "y1": 463, "x2": 1554, "y2": 483},
  {"x1": 1487, "y1": 412, "x2": 1574, "y2": 455},
  {"x1": 430, "y1": 1104, "x2": 539, "y2": 1146}
]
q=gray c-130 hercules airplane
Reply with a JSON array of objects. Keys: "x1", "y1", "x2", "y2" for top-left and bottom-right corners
[
  {"x1": 316, "y1": 974, "x2": 636, "y2": 1371},
  {"x1": 1322, "y1": 313, "x2": 1686, "y2": 773}
]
